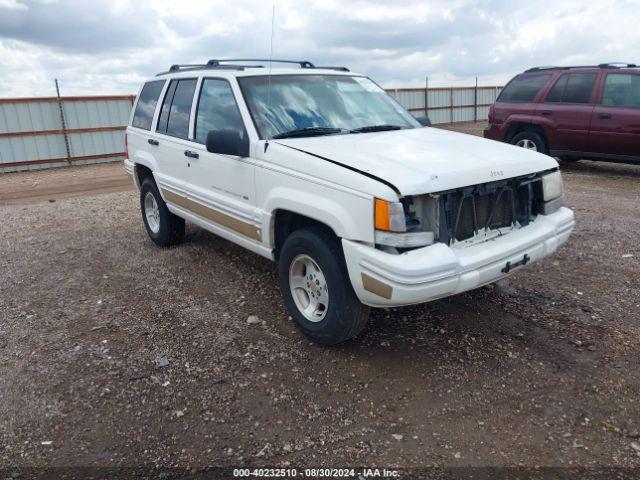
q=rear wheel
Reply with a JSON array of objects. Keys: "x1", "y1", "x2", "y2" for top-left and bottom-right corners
[
  {"x1": 511, "y1": 131, "x2": 547, "y2": 154},
  {"x1": 278, "y1": 227, "x2": 370, "y2": 345},
  {"x1": 140, "y1": 177, "x2": 185, "y2": 247}
]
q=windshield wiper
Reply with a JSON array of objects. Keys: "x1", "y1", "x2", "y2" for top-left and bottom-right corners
[
  {"x1": 350, "y1": 124, "x2": 404, "y2": 133},
  {"x1": 271, "y1": 127, "x2": 343, "y2": 139}
]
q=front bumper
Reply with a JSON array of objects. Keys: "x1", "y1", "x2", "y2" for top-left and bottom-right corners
[
  {"x1": 483, "y1": 122, "x2": 505, "y2": 141},
  {"x1": 342, "y1": 207, "x2": 575, "y2": 307}
]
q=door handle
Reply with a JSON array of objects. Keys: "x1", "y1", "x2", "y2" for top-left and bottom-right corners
[
  {"x1": 184, "y1": 150, "x2": 199, "y2": 159},
  {"x1": 148, "y1": 139, "x2": 159, "y2": 146},
  {"x1": 540, "y1": 110, "x2": 552, "y2": 116},
  {"x1": 598, "y1": 113, "x2": 612, "y2": 119}
]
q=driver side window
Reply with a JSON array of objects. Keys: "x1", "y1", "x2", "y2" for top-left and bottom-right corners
[{"x1": 194, "y1": 79, "x2": 246, "y2": 144}]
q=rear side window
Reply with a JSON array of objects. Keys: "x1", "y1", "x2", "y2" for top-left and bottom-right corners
[
  {"x1": 602, "y1": 73, "x2": 640, "y2": 108},
  {"x1": 546, "y1": 73, "x2": 597, "y2": 104},
  {"x1": 498, "y1": 74, "x2": 551, "y2": 102},
  {"x1": 156, "y1": 78, "x2": 197, "y2": 139},
  {"x1": 194, "y1": 79, "x2": 246, "y2": 144},
  {"x1": 132, "y1": 80, "x2": 165, "y2": 130}
]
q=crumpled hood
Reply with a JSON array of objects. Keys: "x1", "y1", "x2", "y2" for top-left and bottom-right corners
[{"x1": 274, "y1": 127, "x2": 558, "y2": 195}]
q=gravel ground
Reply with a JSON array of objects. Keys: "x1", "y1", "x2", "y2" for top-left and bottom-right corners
[{"x1": 1, "y1": 122, "x2": 639, "y2": 476}]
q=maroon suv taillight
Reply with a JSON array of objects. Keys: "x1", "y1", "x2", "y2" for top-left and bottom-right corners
[{"x1": 488, "y1": 105, "x2": 495, "y2": 124}]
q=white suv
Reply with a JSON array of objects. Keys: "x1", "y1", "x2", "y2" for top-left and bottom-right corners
[{"x1": 125, "y1": 59, "x2": 575, "y2": 345}]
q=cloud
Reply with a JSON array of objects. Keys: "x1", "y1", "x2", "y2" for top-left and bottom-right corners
[{"x1": 0, "y1": 0, "x2": 638, "y2": 96}]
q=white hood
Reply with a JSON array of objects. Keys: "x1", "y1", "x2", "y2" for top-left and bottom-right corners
[{"x1": 274, "y1": 127, "x2": 558, "y2": 195}]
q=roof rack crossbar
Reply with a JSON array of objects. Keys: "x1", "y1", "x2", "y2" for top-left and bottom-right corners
[
  {"x1": 155, "y1": 59, "x2": 351, "y2": 76},
  {"x1": 207, "y1": 59, "x2": 316, "y2": 68}
]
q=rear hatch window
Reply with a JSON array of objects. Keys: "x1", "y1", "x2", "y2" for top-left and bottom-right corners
[{"x1": 497, "y1": 74, "x2": 551, "y2": 103}]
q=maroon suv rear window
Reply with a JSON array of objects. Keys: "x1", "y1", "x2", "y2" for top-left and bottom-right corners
[{"x1": 498, "y1": 74, "x2": 551, "y2": 103}]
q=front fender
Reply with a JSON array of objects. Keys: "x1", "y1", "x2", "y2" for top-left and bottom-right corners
[{"x1": 262, "y1": 186, "x2": 374, "y2": 246}]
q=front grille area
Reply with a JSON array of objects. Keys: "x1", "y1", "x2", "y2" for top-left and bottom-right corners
[{"x1": 438, "y1": 174, "x2": 544, "y2": 244}]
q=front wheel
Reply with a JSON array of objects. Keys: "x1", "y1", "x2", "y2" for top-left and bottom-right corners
[{"x1": 278, "y1": 227, "x2": 370, "y2": 345}]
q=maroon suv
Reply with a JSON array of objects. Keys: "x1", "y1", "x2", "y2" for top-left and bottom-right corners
[{"x1": 484, "y1": 63, "x2": 640, "y2": 164}]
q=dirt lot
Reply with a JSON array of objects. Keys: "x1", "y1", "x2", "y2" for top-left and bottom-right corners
[{"x1": 1, "y1": 123, "x2": 639, "y2": 477}]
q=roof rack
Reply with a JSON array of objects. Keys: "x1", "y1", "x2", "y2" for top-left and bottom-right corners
[
  {"x1": 598, "y1": 62, "x2": 637, "y2": 68},
  {"x1": 525, "y1": 63, "x2": 638, "y2": 73},
  {"x1": 156, "y1": 59, "x2": 350, "y2": 76},
  {"x1": 207, "y1": 59, "x2": 315, "y2": 68}
]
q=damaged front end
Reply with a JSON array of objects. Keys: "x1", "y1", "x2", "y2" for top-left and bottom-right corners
[{"x1": 376, "y1": 169, "x2": 565, "y2": 253}]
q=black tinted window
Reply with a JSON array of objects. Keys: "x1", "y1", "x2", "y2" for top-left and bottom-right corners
[
  {"x1": 195, "y1": 79, "x2": 246, "y2": 144},
  {"x1": 132, "y1": 81, "x2": 165, "y2": 130},
  {"x1": 498, "y1": 74, "x2": 551, "y2": 102},
  {"x1": 157, "y1": 79, "x2": 197, "y2": 139},
  {"x1": 546, "y1": 73, "x2": 596, "y2": 104},
  {"x1": 602, "y1": 74, "x2": 640, "y2": 108}
]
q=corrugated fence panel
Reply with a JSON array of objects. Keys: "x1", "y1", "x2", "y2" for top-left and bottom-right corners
[
  {"x1": 0, "y1": 101, "x2": 62, "y2": 134},
  {"x1": 386, "y1": 86, "x2": 503, "y2": 124},
  {"x1": 63, "y1": 99, "x2": 133, "y2": 129},
  {"x1": 0, "y1": 95, "x2": 133, "y2": 172}
]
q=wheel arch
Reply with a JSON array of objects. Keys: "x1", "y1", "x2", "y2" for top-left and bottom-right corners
[
  {"x1": 505, "y1": 122, "x2": 549, "y2": 145},
  {"x1": 272, "y1": 209, "x2": 341, "y2": 261},
  {"x1": 134, "y1": 164, "x2": 155, "y2": 190}
]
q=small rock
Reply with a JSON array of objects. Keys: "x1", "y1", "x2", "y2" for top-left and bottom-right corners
[
  {"x1": 48, "y1": 199, "x2": 55, "y2": 203},
  {"x1": 157, "y1": 357, "x2": 169, "y2": 368},
  {"x1": 621, "y1": 254, "x2": 634, "y2": 259},
  {"x1": 129, "y1": 373, "x2": 145, "y2": 381},
  {"x1": 572, "y1": 439, "x2": 584, "y2": 449},
  {"x1": 391, "y1": 434, "x2": 403, "y2": 441},
  {"x1": 631, "y1": 442, "x2": 640, "y2": 452},
  {"x1": 380, "y1": 341, "x2": 390, "y2": 347},
  {"x1": 454, "y1": 452, "x2": 461, "y2": 459},
  {"x1": 175, "y1": 410, "x2": 184, "y2": 418},
  {"x1": 247, "y1": 315, "x2": 261, "y2": 324},
  {"x1": 629, "y1": 431, "x2": 640, "y2": 439},
  {"x1": 41, "y1": 441, "x2": 52, "y2": 446},
  {"x1": 563, "y1": 432, "x2": 572, "y2": 438}
]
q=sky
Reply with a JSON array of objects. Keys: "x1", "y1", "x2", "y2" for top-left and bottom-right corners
[{"x1": 0, "y1": 0, "x2": 639, "y2": 97}]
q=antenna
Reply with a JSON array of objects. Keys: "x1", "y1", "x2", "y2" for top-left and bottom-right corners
[{"x1": 265, "y1": 5, "x2": 275, "y2": 147}]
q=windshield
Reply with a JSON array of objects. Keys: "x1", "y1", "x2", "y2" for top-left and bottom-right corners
[{"x1": 237, "y1": 74, "x2": 419, "y2": 139}]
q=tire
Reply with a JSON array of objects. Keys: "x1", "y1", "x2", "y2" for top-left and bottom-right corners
[
  {"x1": 510, "y1": 131, "x2": 548, "y2": 154},
  {"x1": 278, "y1": 227, "x2": 370, "y2": 345},
  {"x1": 139, "y1": 177, "x2": 185, "y2": 247}
]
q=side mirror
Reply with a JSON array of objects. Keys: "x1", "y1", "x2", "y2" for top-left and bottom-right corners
[
  {"x1": 206, "y1": 129, "x2": 249, "y2": 157},
  {"x1": 416, "y1": 116, "x2": 432, "y2": 127}
]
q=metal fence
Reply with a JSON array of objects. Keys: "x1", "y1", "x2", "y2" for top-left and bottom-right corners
[
  {"x1": 0, "y1": 85, "x2": 502, "y2": 173},
  {"x1": 386, "y1": 86, "x2": 503, "y2": 124},
  {"x1": 0, "y1": 95, "x2": 134, "y2": 173}
]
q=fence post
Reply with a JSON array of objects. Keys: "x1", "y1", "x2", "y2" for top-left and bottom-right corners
[
  {"x1": 54, "y1": 79, "x2": 72, "y2": 165},
  {"x1": 449, "y1": 88, "x2": 454, "y2": 124},
  {"x1": 424, "y1": 75, "x2": 429, "y2": 118},
  {"x1": 474, "y1": 77, "x2": 478, "y2": 122}
]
